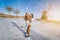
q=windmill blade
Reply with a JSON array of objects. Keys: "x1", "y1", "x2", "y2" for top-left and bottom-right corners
[
  {"x1": 47, "y1": 13, "x2": 52, "y2": 17},
  {"x1": 47, "y1": 4, "x2": 52, "y2": 11}
]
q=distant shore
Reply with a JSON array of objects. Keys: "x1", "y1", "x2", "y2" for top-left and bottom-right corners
[{"x1": 0, "y1": 13, "x2": 24, "y2": 18}]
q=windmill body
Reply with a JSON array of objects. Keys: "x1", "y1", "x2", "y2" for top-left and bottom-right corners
[{"x1": 41, "y1": 10, "x2": 48, "y2": 20}]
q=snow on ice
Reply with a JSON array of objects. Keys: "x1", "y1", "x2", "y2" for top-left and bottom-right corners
[{"x1": 0, "y1": 18, "x2": 60, "y2": 40}]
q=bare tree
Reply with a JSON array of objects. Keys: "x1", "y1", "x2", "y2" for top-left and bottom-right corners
[
  {"x1": 6, "y1": 6, "x2": 12, "y2": 15},
  {"x1": 14, "y1": 9, "x2": 20, "y2": 18}
]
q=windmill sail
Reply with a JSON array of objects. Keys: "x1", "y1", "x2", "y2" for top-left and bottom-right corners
[
  {"x1": 47, "y1": 4, "x2": 52, "y2": 11},
  {"x1": 41, "y1": 4, "x2": 52, "y2": 20}
]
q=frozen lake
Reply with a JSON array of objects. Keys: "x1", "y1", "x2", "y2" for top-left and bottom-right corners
[{"x1": 0, "y1": 18, "x2": 60, "y2": 40}]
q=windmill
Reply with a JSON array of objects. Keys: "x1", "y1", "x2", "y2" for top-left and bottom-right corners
[{"x1": 41, "y1": 4, "x2": 52, "y2": 20}]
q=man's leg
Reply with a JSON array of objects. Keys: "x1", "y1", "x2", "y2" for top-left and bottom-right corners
[
  {"x1": 25, "y1": 21, "x2": 29, "y2": 33},
  {"x1": 26, "y1": 24, "x2": 31, "y2": 37}
]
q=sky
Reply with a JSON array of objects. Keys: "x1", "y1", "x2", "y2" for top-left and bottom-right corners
[{"x1": 0, "y1": 0, "x2": 60, "y2": 20}]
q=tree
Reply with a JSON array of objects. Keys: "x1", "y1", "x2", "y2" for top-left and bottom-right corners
[
  {"x1": 6, "y1": 6, "x2": 12, "y2": 15},
  {"x1": 14, "y1": 9, "x2": 20, "y2": 18}
]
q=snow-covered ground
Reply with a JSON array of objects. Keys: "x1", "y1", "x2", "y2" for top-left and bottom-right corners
[{"x1": 0, "y1": 18, "x2": 60, "y2": 40}]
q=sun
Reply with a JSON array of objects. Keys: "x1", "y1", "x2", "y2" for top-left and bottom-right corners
[{"x1": 48, "y1": 6, "x2": 60, "y2": 21}]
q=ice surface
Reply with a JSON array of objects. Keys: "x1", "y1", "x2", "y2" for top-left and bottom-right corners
[{"x1": 0, "y1": 18, "x2": 60, "y2": 40}]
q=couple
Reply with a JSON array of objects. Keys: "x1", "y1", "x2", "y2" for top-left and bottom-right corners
[{"x1": 24, "y1": 12, "x2": 33, "y2": 37}]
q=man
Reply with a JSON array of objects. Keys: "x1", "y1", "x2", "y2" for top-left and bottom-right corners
[{"x1": 24, "y1": 12, "x2": 33, "y2": 37}]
